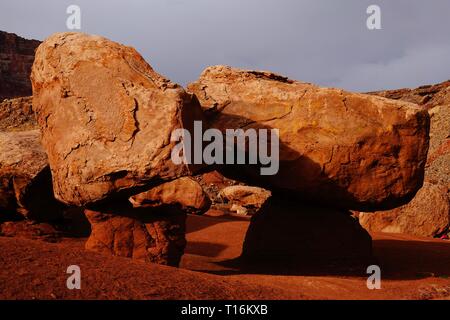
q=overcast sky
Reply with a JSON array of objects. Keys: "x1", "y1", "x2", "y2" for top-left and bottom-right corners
[{"x1": 1, "y1": 0, "x2": 450, "y2": 92}]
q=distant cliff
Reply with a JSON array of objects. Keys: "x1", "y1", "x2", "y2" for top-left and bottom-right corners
[{"x1": 0, "y1": 31, "x2": 41, "y2": 101}]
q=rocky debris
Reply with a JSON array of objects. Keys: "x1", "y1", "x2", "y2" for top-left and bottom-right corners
[
  {"x1": 0, "y1": 130, "x2": 62, "y2": 221},
  {"x1": 31, "y1": 32, "x2": 203, "y2": 206},
  {"x1": 359, "y1": 183, "x2": 449, "y2": 238},
  {"x1": 0, "y1": 96, "x2": 37, "y2": 131},
  {"x1": 0, "y1": 31, "x2": 41, "y2": 100},
  {"x1": 193, "y1": 170, "x2": 271, "y2": 216},
  {"x1": 0, "y1": 220, "x2": 60, "y2": 242},
  {"x1": 195, "y1": 170, "x2": 238, "y2": 204},
  {"x1": 129, "y1": 177, "x2": 211, "y2": 215},
  {"x1": 84, "y1": 206, "x2": 186, "y2": 267},
  {"x1": 219, "y1": 185, "x2": 271, "y2": 215},
  {"x1": 230, "y1": 204, "x2": 248, "y2": 216},
  {"x1": 241, "y1": 198, "x2": 373, "y2": 267},
  {"x1": 188, "y1": 65, "x2": 430, "y2": 211}
]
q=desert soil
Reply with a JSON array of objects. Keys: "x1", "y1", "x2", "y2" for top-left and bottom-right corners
[{"x1": 0, "y1": 214, "x2": 449, "y2": 300}]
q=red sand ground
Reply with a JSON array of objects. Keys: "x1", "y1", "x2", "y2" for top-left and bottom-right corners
[{"x1": 1, "y1": 214, "x2": 450, "y2": 300}]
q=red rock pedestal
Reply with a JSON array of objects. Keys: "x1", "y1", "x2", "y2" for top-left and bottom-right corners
[
  {"x1": 241, "y1": 199, "x2": 373, "y2": 271},
  {"x1": 85, "y1": 205, "x2": 186, "y2": 267}
]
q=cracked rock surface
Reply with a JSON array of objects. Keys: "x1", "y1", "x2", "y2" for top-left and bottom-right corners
[
  {"x1": 188, "y1": 65, "x2": 430, "y2": 211},
  {"x1": 31, "y1": 32, "x2": 202, "y2": 206}
]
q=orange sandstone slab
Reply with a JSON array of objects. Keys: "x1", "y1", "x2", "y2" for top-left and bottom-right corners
[
  {"x1": 188, "y1": 66, "x2": 430, "y2": 211},
  {"x1": 31, "y1": 33, "x2": 202, "y2": 206}
]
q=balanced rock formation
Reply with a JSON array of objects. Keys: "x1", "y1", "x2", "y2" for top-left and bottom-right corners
[
  {"x1": 188, "y1": 66, "x2": 430, "y2": 211},
  {"x1": 0, "y1": 130, "x2": 62, "y2": 221},
  {"x1": 359, "y1": 183, "x2": 449, "y2": 238},
  {"x1": 130, "y1": 177, "x2": 210, "y2": 215},
  {"x1": 85, "y1": 206, "x2": 186, "y2": 267},
  {"x1": 0, "y1": 96, "x2": 37, "y2": 131},
  {"x1": 31, "y1": 32, "x2": 203, "y2": 206},
  {"x1": 0, "y1": 31, "x2": 40, "y2": 100}
]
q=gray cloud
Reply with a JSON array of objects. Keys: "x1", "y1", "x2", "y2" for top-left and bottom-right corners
[{"x1": 1, "y1": 0, "x2": 449, "y2": 91}]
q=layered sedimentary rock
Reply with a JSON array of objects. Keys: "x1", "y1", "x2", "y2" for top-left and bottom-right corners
[
  {"x1": 188, "y1": 66, "x2": 430, "y2": 211},
  {"x1": 129, "y1": 177, "x2": 211, "y2": 215},
  {"x1": 0, "y1": 96, "x2": 37, "y2": 131},
  {"x1": 85, "y1": 207, "x2": 186, "y2": 267},
  {"x1": 31, "y1": 32, "x2": 202, "y2": 206},
  {"x1": 0, "y1": 31, "x2": 41, "y2": 100},
  {"x1": 0, "y1": 130, "x2": 62, "y2": 221}
]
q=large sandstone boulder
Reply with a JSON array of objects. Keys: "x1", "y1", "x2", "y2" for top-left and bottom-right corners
[
  {"x1": 85, "y1": 207, "x2": 186, "y2": 267},
  {"x1": 359, "y1": 183, "x2": 449, "y2": 238},
  {"x1": 31, "y1": 32, "x2": 202, "y2": 206},
  {"x1": 0, "y1": 130, "x2": 62, "y2": 221},
  {"x1": 188, "y1": 66, "x2": 430, "y2": 211},
  {"x1": 129, "y1": 177, "x2": 211, "y2": 215}
]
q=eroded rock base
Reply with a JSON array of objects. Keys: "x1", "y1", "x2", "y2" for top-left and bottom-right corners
[
  {"x1": 85, "y1": 205, "x2": 186, "y2": 267},
  {"x1": 241, "y1": 198, "x2": 373, "y2": 271}
]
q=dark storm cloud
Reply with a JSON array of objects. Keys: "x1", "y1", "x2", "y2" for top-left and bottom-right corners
[{"x1": 1, "y1": 0, "x2": 450, "y2": 91}]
